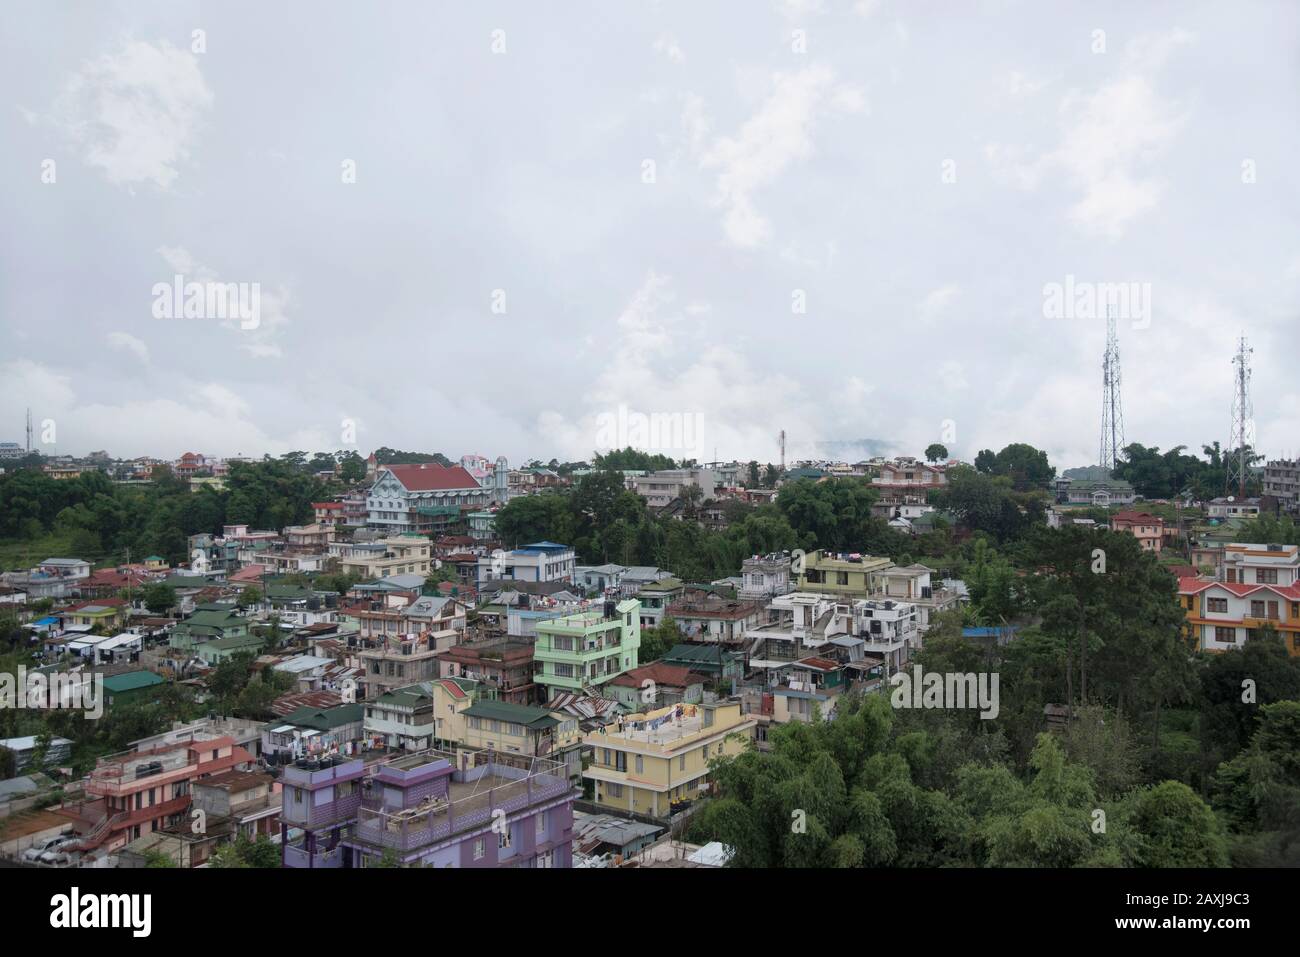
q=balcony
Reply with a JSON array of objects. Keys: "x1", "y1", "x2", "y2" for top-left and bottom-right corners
[{"x1": 281, "y1": 790, "x2": 363, "y2": 828}]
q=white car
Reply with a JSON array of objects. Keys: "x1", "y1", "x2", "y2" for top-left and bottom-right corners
[
  {"x1": 40, "y1": 845, "x2": 74, "y2": 866},
  {"x1": 22, "y1": 835, "x2": 69, "y2": 863}
]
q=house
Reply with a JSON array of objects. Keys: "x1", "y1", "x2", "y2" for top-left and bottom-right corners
[
  {"x1": 1177, "y1": 543, "x2": 1300, "y2": 657},
  {"x1": 666, "y1": 593, "x2": 763, "y2": 645},
  {"x1": 460, "y1": 699, "x2": 583, "y2": 779},
  {"x1": 739, "y1": 553, "x2": 794, "y2": 600},
  {"x1": 1263, "y1": 459, "x2": 1300, "y2": 515},
  {"x1": 281, "y1": 747, "x2": 577, "y2": 869},
  {"x1": 359, "y1": 630, "x2": 458, "y2": 697},
  {"x1": 796, "y1": 551, "x2": 958, "y2": 633},
  {"x1": 336, "y1": 535, "x2": 433, "y2": 580},
  {"x1": 102, "y1": 671, "x2": 166, "y2": 708},
  {"x1": 635, "y1": 576, "x2": 685, "y2": 629},
  {"x1": 607, "y1": 662, "x2": 704, "y2": 712},
  {"x1": 59, "y1": 732, "x2": 254, "y2": 857},
  {"x1": 1054, "y1": 476, "x2": 1136, "y2": 506},
  {"x1": 312, "y1": 502, "x2": 345, "y2": 527},
  {"x1": 436, "y1": 637, "x2": 537, "y2": 705},
  {"x1": 1110, "y1": 510, "x2": 1165, "y2": 553},
  {"x1": 631, "y1": 468, "x2": 722, "y2": 509},
  {"x1": 659, "y1": 643, "x2": 745, "y2": 683},
  {"x1": 59, "y1": 597, "x2": 129, "y2": 633},
  {"x1": 533, "y1": 599, "x2": 641, "y2": 697},
  {"x1": 170, "y1": 605, "x2": 249, "y2": 651},
  {"x1": 262, "y1": 703, "x2": 365, "y2": 764},
  {"x1": 574, "y1": 564, "x2": 628, "y2": 595},
  {"x1": 1207, "y1": 496, "x2": 1261, "y2": 519},
  {"x1": 476, "y1": 541, "x2": 575, "y2": 587},
  {"x1": 196, "y1": 632, "x2": 266, "y2": 665},
  {"x1": 0, "y1": 735, "x2": 74, "y2": 773},
  {"x1": 38, "y1": 557, "x2": 92, "y2": 581},
  {"x1": 364, "y1": 682, "x2": 439, "y2": 752},
  {"x1": 584, "y1": 700, "x2": 755, "y2": 818}
]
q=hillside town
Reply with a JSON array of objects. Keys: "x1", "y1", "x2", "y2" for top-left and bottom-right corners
[{"x1": 1, "y1": 444, "x2": 1297, "y2": 870}]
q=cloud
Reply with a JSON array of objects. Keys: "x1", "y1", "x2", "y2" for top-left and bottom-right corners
[
  {"x1": 653, "y1": 34, "x2": 685, "y2": 63},
  {"x1": 49, "y1": 38, "x2": 213, "y2": 190},
  {"x1": 696, "y1": 66, "x2": 865, "y2": 248},
  {"x1": 985, "y1": 30, "x2": 1191, "y2": 239},
  {"x1": 919, "y1": 285, "x2": 959, "y2": 321},
  {"x1": 106, "y1": 331, "x2": 150, "y2": 364}
]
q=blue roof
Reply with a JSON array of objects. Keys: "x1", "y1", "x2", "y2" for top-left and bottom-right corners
[
  {"x1": 34, "y1": 616, "x2": 58, "y2": 626},
  {"x1": 517, "y1": 541, "x2": 570, "y2": 553},
  {"x1": 963, "y1": 627, "x2": 1019, "y2": 638}
]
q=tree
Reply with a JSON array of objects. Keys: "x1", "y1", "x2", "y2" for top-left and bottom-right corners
[
  {"x1": 925, "y1": 444, "x2": 949, "y2": 463},
  {"x1": 141, "y1": 583, "x2": 177, "y2": 616}
]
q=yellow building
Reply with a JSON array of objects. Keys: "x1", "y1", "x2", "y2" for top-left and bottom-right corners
[
  {"x1": 584, "y1": 700, "x2": 755, "y2": 817},
  {"x1": 795, "y1": 550, "x2": 893, "y2": 598},
  {"x1": 337, "y1": 535, "x2": 432, "y2": 580}
]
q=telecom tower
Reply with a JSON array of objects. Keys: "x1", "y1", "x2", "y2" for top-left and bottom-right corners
[
  {"x1": 1226, "y1": 335, "x2": 1254, "y2": 498},
  {"x1": 1099, "y1": 307, "x2": 1125, "y2": 472},
  {"x1": 778, "y1": 430, "x2": 786, "y2": 472},
  {"x1": 26, "y1": 408, "x2": 32, "y2": 453}
]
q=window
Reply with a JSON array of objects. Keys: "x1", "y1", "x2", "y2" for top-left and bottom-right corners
[
  {"x1": 1215, "y1": 627, "x2": 1237, "y2": 643},
  {"x1": 635, "y1": 754, "x2": 643, "y2": 774},
  {"x1": 1257, "y1": 568, "x2": 1278, "y2": 584},
  {"x1": 1250, "y1": 601, "x2": 1265, "y2": 618},
  {"x1": 473, "y1": 837, "x2": 485, "y2": 860},
  {"x1": 1207, "y1": 598, "x2": 1228, "y2": 613},
  {"x1": 498, "y1": 828, "x2": 511, "y2": 850},
  {"x1": 536, "y1": 811, "x2": 546, "y2": 837},
  {"x1": 679, "y1": 754, "x2": 686, "y2": 771},
  {"x1": 608, "y1": 783, "x2": 623, "y2": 798}
]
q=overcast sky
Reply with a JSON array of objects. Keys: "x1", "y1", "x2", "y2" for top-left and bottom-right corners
[{"x1": 2, "y1": 1, "x2": 1298, "y2": 471}]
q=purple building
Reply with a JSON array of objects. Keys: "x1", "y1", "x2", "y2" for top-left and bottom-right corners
[{"x1": 280, "y1": 748, "x2": 576, "y2": 868}]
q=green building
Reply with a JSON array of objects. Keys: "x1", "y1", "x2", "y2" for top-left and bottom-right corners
[
  {"x1": 533, "y1": 598, "x2": 641, "y2": 695},
  {"x1": 196, "y1": 632, "x2": 266, "y2": 664},
  {"x1": 102, "y1": 671, "x2": 166, "y2": 708},
  {"x1": 170, "y1": 605, "x2": 249, "y2": 651}
]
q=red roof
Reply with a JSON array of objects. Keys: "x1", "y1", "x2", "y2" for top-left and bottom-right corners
[
  {"x1": 385, "y1": 463, "x2": 480, "y2": 492},
  {"x1": 1112, "y1": 510, "x2": 1161, "y2": 524},
  {"x1": 1178, "y1": 577, "x2": 1300, "y2": 600},
  {"x1": 608, "y1": 662, "x2": 696, "y2": 689},
  {"x1": 795, "y1": 656, "x2": 840, "y2": 671}
]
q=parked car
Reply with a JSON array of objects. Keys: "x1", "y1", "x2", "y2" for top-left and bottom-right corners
[
  {"x1": 40, "y1": 844, "x2": 75, "y2": 866},
  {"x1": 22, "y1": 834, "x2": 69, "y2": 863}
]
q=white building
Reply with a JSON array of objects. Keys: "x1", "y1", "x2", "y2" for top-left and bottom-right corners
[
  {"x1": 631, "y1": 468, "x2": 722, "y2": 509},
  {"x1": 477, "y1": 542, "x2": 575, "y2": 586}
]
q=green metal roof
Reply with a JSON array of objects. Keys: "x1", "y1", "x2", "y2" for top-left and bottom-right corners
[
  {"x1": 463, "y1": 700, "x2": 559, "y2": 730},
  {"x1": 102, "y1": 671, "x2": 166, "y2": 693},
  {"x1": 282, "y1": 703, "x2": 364, "y2": 730}
]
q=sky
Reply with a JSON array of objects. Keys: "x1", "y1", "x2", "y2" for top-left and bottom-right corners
[{"x1": 1, "y1": 0, "x2": 1298, "y2": 472}]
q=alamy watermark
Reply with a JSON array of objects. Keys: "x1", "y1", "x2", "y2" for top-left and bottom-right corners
[
  {"x1": 0, "y1": 668, "x2": 104, "y2": 720},
  {"x1": 594, "y1": 404, "x2": 704, "y2": 456},
  {"x1": 1042, "y1": 274, "x2": 1150, "y2": 330},
  {"x1": 889, "y1": 666, "x2": 1000, "y2": 720},
  {"x1": 152, "y1": 275, "x2": 261, "y2": 329}
]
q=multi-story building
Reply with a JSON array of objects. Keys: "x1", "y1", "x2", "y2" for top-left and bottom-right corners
[
  {"x1": 794, "y1": 551, "x2": 957, "y2": 633},
  {"x1": 367, "y1": 460, "x2": 508, "y2": 535},
  {"x1": 1110, "y1": 510, "x2": 1164, "y2": 553},
  {"x1": 739, "y1": 553, "x2": 794, "y2": 600},
  {"x1": 631, "y1": 468, "x2": 722, "y2": 509},
  {"x1": 635, "y1": 576, "x2": 684, "y2": 629},
  {"x1": 476, "y1": 542, "x2": 575, "y2": 587},
  {"x1": 607, "y1": 662, "x2": 704, "y2": 712},
  {"x1": 359, "y1": 630, "x2": 458, "y2": 697},
  {"x1": 337, "y1": 535, "x2": 433, "y2": 580},
  {"x1": 534, "y1": 599, "x2": 641, "y2": 696},
  {"x1": 666, "y1": 593, "x2": 763, "y2": 645},
  {"x1": 437, "y1": 637, "x2": 538, "y2": 705},
  {"x1": 1177, "y1": 543, "x2": 1300, "y2": 657},
  {"x1": 1263, "y1": 459, "x2": 1300, "y2": 515},
  {"x1": 583, "y1": 700, "x2": 754, "y2": 818},
  {"x1": 746, "y1": 592, "x2": 918, "y2": 676},
  {"x1": 61, "y1": 732, "x2": 254, "y2": 857},
  {"x1": 1053, "y1": 477, "x2": 1137, "y2": 506},
  {"x1": 365, "y1": 682, "x2": 439, "y2": 752},
  {"x1": 280, "y1": 748, "x2": 577, "y2": 868},
  {"x1": 460, "y1": 699, "x2": 584, "y2": 779}
]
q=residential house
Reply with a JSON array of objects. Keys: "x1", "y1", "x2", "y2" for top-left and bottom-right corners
[
  {"x1": 607, "y1": 662, "x2": 704, "y2": 712},
  {"x1": 533, "y1": 599, "x2": 641, "y2": 697},
  {"x1": 584, "y1": 700, "x2": 754, "y2": 818},
  {"x1": 476, "y1": 541, "x2": 575, "y2": 587},
  {"x1": 666, "y1": 592, "x2": 763, "y2": 645},
  {"x1": 1110, "y1": 510, "x2": 1165, "y2": 553}
]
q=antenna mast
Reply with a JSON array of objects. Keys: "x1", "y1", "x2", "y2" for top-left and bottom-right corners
[
  {"x1": 1099, "y1": 307, "x2": 1125, "y2": 471},
  {"x1": 1226, "y1": 335, "x2": 1254, "y2": 498}
]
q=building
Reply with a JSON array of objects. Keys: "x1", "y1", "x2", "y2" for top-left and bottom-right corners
[
  {"x1": 365, "y1": 682, "x2": 439, "y2": 752},
  {"x1": 263, "y1": 704, "x2": 366, "y2": 764},
  {"x1": 170, "y1": 606, "x2": 250, "y2": 651},
  {"x1": 795, "y1": 551, "x2": 893, "y2": 598},
  {"x1": 794, "y1": 551, "x2": 958, "y2": 632},
  {"x1": 1263, "y1": 459, "x2": 1300, "y2": 515},
  {"x1": 739, "y1": 553, "x2": 794, "y2": 600},
  {"x1": 61, "y1": 732, "x2": 254, "y2": 857},
  {"x1": 460, "y1": 699, "x2": 583, "y2": 779},
  {"x1": 337, "y1": 535, "x2": 433, "y2": 580},
  {"x1": 583, "y1": 700, "x2": 754, "y2": 818},
  {"x1": 437, "y1": 638, "x2": 538, "y2": 705},
  {"x1": 367, "y1": 460, "x2": 507, "y2": 535},
  {"x1": 476, "y1": 541, "x2": 575, "y2": 587},
  {"x1": 533, "y1": 599, "x2": 641, "y2": 696},
  {"x1": 631, "y1": 468, "x2": 722, "y2": 509},
  {"x1": 1207, "y1": 497, "x2": 1261, "y2": 519},
  {"x1": 281, "y1": 748, "x2": 577, "y2": 868},
  {"x1": 1110, "y1": 510, "x2": 1165, "y2": 553},
  {"x1": 359, "y1": 630, "x2": 457, "y2": 697},
  {"x1": 635, "y1": 576, "x2": 685, "y2": 629},
  {"x1": 574, "y1": 564, "x2": 627, "y2": 595},
  {"x1": 607, "y1": 662, "x2": 704, "y2": 712},
  {"x1": 1177, "y1": 543, "x2": 1300, "y2": 657},
  {"x1": 666, "y1": 593, "x2": 763, "y2": 645},
  {"x1": 1053, "y1": 476, "x2": 1136, "y2": 506},
  {"x1": 312, "y1": 502, "x2": 345, "y2": 527}
]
